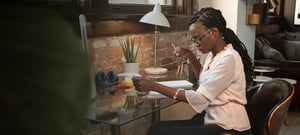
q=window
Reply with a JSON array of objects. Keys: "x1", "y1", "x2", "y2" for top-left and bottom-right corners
[
  {"x1": 89, "y1": 0, "x2": 192, "y2": 15},
  {"x1": 108, "y1": 0, "x2": 174, "y2": 5},
  {"x1": 107, "y1": 0, "x2": 176, "y2": 14}
]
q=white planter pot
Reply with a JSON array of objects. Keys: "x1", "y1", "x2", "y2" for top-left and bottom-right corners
[{"x1": 123, "y1": 62, "x2": 139, "y2": 73}]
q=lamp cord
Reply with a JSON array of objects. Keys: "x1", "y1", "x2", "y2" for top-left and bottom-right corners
[{"x1": 154, "y1": 25, "x2": 158, "y2": 68}]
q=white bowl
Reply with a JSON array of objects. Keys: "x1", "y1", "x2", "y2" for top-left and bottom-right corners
[{"x1": 144, "y1": 68, "x2": 167, "y2": 75}]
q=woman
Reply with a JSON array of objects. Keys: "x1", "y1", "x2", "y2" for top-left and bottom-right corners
[{"x1": 132, "y1": 7, "x2": 253, "y2": 135}]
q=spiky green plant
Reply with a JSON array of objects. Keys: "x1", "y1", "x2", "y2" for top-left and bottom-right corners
[{"x1": 118, "y1": 35, "x2": 140, "y2": 63}]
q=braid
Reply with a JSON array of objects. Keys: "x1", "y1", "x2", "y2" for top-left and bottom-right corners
[
  {"x1": 223, "y1": 29, "x2": 254, "y2": 87},
  {"x1": 188, "y1": 7, "x2": 254, "y2": 87}
]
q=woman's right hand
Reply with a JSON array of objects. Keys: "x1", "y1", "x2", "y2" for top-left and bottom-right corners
[
  {"x1": 174, "y1": 47, "x2": 192, "y2": 58},
  {"x1": 132, "y1": 76, "x2": 155, "y2": 92}
]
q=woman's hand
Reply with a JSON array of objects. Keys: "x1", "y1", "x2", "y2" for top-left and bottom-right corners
[
  {"x1": 174, "y1": 47, "x2": 192, "y2": 58},
  {"x1": 132, "y1": 76, "x2": 155, "y2": 92}
]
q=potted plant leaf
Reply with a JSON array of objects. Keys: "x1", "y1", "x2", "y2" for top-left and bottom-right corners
[{"x1": 118, "y1": 35, "x2": 141, "y2": 73}]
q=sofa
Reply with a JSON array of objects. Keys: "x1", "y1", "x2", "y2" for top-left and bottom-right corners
[{"x1": 254, "y1": 31, "x2": 300, "y2": 112}]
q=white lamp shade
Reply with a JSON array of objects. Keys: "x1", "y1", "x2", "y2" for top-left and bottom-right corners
[{"x1": 139, "y1": 3, "x2": 170, "y2": 28}]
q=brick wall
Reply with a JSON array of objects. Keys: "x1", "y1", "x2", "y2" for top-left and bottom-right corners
[
  {"x1": 81, "y1": 31, "x2": 198, "y2": 135},
  {"x1": 89, "y1": 31, "x2": 194, "y2": 74}
]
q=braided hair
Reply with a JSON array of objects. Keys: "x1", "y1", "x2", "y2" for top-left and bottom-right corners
[{"x1": 188, "y1": 7, "x2": 254, "y2": 87}]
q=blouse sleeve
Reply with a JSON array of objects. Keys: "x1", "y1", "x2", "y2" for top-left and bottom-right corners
[{"x1": 185, "y1": 90, "x2": 210, "y2": 113}]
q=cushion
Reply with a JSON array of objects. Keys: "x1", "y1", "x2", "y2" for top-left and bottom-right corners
[
  {"x1": 284, "y1": 31, "x2": 300, "y2": 41},
  {"x1": 255, "y1": 36, "x2": 270, "y2": 59},
  {"x1": 263, "y1": 33, "x2": 288, "y2": 58},
  {"x1": 262, "y1": 45, "x2": 286, "y2": 62},
  {"x1": 283, "y1": 40, "x2": 300, "y2": 60},
  {"x1": 255, "y1": 34, "x2": 289, "y2": 60}
]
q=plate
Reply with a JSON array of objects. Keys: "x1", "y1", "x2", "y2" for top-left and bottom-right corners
[
  {"x1": 144, "y1": 74, "x2": 168, "y2": 79},
  {"x1": 144, "y1": 68, "x2": 167, "y2": 75}
]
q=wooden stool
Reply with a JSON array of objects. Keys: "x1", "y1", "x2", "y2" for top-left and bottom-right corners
[
  {"x1": 253, "y1": 75, "x2": 272, "y2": 82},
  {"x1": 253, "y1": 66, "x2": 276, "y2": 85},
  {"x1": 253, "y1": 76, "x2": 272, "y2": 86},
  {"x1": 273, "y1": 78, "x2": 297, "y2": 85}
]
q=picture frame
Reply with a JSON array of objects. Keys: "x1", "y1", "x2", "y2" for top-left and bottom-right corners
[{"x1": 294, "y1": 0, "x2": 300, "y2": 25}]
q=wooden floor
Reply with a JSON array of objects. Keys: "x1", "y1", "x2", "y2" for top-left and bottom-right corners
[{"x1": 279, "y1": 111, "x2": 300, "y2": 135}]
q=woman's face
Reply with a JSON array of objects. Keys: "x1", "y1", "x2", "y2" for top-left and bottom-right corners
[{"x1": 189, "y1": 22, "x2": 213, "y2": 53}]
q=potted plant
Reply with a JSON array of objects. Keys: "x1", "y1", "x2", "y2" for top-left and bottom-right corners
[{"x1": 118, "y1": 35, "x2": 141, "y2": 73}]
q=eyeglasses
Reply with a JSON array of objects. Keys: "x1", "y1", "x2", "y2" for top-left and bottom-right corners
[{"x1": 191, "y1": 29, "x2": 212, "y2": 44}]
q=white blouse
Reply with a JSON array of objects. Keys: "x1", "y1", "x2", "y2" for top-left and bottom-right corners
[{"x1": 185, "y1": 44, "x2": 251, "y2": 131}]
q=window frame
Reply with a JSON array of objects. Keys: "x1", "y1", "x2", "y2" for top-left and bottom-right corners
[{"x1": 89, "y1": 0, "x2": 193, "y2": 15}]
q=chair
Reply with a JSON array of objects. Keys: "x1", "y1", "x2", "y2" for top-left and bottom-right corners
[{"x1": 245, "y1": 79, "x2": 295, "y2": 135}]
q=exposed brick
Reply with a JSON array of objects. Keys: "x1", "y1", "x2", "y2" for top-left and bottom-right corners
[
  {"x1": 92, "y1": 38, "x2": 108, "y2": 48},
  {"x1": 105, "y1": 47, "x2": 123, "y2": 57}
]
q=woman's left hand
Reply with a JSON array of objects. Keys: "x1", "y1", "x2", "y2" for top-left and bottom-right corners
[{"x1": 132, "y1": 76, "x2": 155, "y2": 92}]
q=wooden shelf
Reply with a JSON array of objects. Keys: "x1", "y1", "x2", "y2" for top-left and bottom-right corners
[{"x1": 64, "y1": 13, "x2": 191, "y2": 37}]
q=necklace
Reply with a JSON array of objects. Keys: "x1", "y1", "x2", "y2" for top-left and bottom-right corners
[{"x1": 205, "y1": 56, "x2": 214, "y2": 71}]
